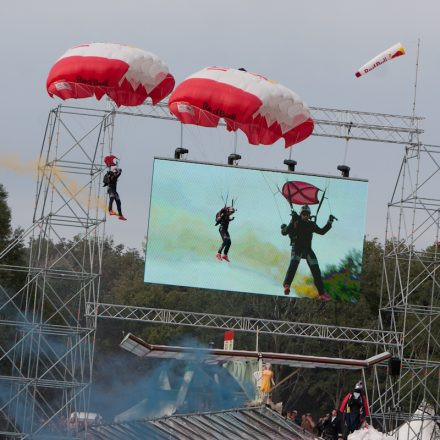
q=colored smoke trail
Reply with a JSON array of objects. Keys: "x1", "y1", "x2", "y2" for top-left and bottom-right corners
[
  {"x1": 293, "y1": 274, "x2": 319, "y2": 299},
  {"x1": 0, "y1": 154, "x2": 39, "y2": 175},
  {"x1": 0, "y1": 154, "x2": 107, "y2": 212}
]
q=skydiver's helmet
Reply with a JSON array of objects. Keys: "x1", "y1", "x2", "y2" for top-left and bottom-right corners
[
  {"x1": 104, "y1": 155, "x2": 119, "y2": 168},
  {"x1": 226, "y1": 206, "x2": 236, "y2": 215},
  {"x1": 111, "y1": 166, "x2": 119, "y2": 173},
  {"x1": 300, "y1": 204, "x2": 311, "y2": 216},
  {"x1": 354, "y1": 381, "x2": 363, "y2": 392}
]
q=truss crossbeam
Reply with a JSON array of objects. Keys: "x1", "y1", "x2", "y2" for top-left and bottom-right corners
[
  {"x1": 0, "y1": 265, "x2": 99, "y2": 281},
  {"x1": 0, "y1": 376, "x2": 87, "y2": 389},
  {"x1": 58, "y1": 103, "x2": 424, "y2": 146},
  {"x1": 371, "y1": 412, "x2": 440, "y2": 422},
  {"x1": 88, "y1": 302, "x2": 403, "y2": 346},
  {"x1": 0, "y1": 319, "x2": 94, "y2": 336},
  {"x1": 380, "y1": 305, "x2": 440, "y2": 315}
]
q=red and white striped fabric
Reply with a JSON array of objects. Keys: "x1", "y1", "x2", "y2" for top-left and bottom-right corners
[
  {"x1": 169, "y1": 67, "x2": 313, "y2": 148},
  {"x1": 47, "y1": 43, "x2": 175, "y2": 107}
]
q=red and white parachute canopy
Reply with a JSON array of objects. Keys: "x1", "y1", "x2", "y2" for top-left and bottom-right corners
[
  {"x1": 355, "y1": 43, "x2": 405, "y2": 78},
  {"x1": 168, "y1": 67, "x2": 313, "y2": 148},
  {"x1": 47, "y1": 43, "x2": 175, "y2": 107}
]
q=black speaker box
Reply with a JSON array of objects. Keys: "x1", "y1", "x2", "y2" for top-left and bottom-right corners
[{"x1": 389, "y1": 357, "x2": 401, "y2": 376}]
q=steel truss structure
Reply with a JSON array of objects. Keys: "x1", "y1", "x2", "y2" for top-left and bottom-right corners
[
  {"x1": 0, "y1": 101, "x2": 435, "y2": 438},
  {"x1": 0, "y1": 106, "x2": 114, "y2": 438},
  {"x1": 87, "y1": 302, "x2": 402, "y2": 347},
  {"x1": 370, "y1": 136, "x2": 440, "y2": 437}
]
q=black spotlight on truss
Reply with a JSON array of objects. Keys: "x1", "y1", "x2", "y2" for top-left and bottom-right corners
[
  {"x1": 337, "y1": 164, "x2": 350, "y2": 178},
  {"x1": 174, "y1": 147, "x2": 189, "y2": 159},
  {"x1": 228, "y1": 153, "x2": 241, "y2": 166},
  {"x1": 284, "y1": 159, "x2": 297, "y2": 172}
]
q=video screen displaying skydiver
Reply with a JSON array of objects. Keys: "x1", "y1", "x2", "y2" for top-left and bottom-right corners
[{"x1": 144, "y1": 159, "x2": 368, "y2": 303}]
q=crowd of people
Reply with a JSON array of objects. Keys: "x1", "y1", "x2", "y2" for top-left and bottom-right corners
[
  {"x1": 283, "y1": 381, "x2": 369, "y2": 440},
  {"x1": 286, "y1": 409, "x2": 340, "y2": 439}
]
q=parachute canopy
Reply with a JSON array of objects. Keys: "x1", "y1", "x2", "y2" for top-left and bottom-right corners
[
  {"x1": 104, "y1": 155, "x2": 118, "y2": 168},
  {"x1": 47, "y1": 43, "x2": 175, "y2": 106},
  {"x1": 168, "y1": 67, "x2": 313, "y2": 148},
  {"x1": 282, "y1": 181, "x2": 320, "y2": 205},
  {"x1": 355, "y1": 43, "x2": 405, "y2": 78}
]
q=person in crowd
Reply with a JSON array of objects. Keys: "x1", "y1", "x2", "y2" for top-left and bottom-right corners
[
  {"x1": 317, "y1": 414, "x2": 328, "y2": 436},
  {"x1": 321, "y1": 409, "x2": 340, "y2": 440},
  {"x1": 291, "y1": 409, "x2": 301, "y2": 426},
  {"x1": 301, "y1": 412, "x2": 316, "y2": 433}
]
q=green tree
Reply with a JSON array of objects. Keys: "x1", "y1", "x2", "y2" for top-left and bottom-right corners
[{"x1": 0, "y1": 183, "x2": 26, "y2": 292}]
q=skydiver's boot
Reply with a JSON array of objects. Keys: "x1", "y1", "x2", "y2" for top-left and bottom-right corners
[
  {"x1": 318, "y1": 291, "x2": 331, "y2": 301},
  {"x1": 283, "y1": 284, "x2": 290, "y2": 295},
  {"x1": 222, "y1": 254, "x2": 230, "y2": 262},
  {"x1": 118, "y1": 214, "x2": 127, "y2": 221},
  {"x1": 109, "y1": 210, "x2": 117, "y2": 216},
  {"x1": 216, "y1": 253, "x2": 222, "y2": 261}
]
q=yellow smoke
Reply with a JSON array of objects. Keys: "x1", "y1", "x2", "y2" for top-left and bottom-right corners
[
  {"x1": 0, "y1": 154, "x2": 107, "y2": 212},
  {"x1": 292, "y1": 274, "x2": 319, "y2": 299},
  {"x1": 0, "y1": 154, "x2": 39, "y2": 175}
]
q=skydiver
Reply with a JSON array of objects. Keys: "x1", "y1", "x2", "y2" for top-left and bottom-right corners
[
  {"x1": 338, "y1": 381, "x2": 369, "y2": 438},
  {"x1": 281, "y1": 204, "x2": 336, "y2": 300},
  {"x1": 103, "y1": 166, "x2": 127, "y2": 221},
  {"x1": 215, "y1": 206, "x2": 236, "y2": 262}
]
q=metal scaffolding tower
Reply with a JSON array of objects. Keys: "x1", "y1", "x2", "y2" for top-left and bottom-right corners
[
  {"x1": 1, "y1": 101, "x2": 435, "y2": 438},
  {"x1": 0, "y1": 106, "x2": 114, "y2": 438},
  {"x1": 370, "y1": 134, "x2": 440, "y2": 438}
]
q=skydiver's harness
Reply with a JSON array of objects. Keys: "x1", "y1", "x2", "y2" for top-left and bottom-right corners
[
  {"x1": 344, "y1": 392, "x2": 364, "y2": 414},
  {"x1": 215, "y1": 208, "x2": 228, "y2": 226}
]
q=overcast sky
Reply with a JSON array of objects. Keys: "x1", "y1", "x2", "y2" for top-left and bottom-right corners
[{"x1": 1, "y1": 1, "x2": 439, "y2": 250}]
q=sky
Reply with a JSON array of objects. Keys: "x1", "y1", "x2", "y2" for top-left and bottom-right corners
[
  {"x1": 1, "y1": 0, "x2": 439, "y2": 250},
  {"x1": 144, "y1": 159, "x2": 368, "y2": 298}
]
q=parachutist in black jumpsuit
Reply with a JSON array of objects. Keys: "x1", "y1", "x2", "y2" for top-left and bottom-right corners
[
  {"x1": 104, "y1": 168, "x2": 126, "y2": 220},
  {"x1": 216, "y1": 207, "x2": 235, "y2": 262},
  {"x1": 281, "y1": 205, "x2": 334, "y2": 298}
]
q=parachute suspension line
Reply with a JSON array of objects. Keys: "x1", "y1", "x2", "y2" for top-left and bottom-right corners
[
  {"x1": 188, "y1": 125, "x2": 208, "y2": 161},
  {"x1": 315, "y1": 188, "x2": 326, "y2": 221},
  {"x1": 314, "y1": 179, "x2": 331, "y2": 222},
  {"x1": 180, "y1": 122, "x2": 183, "y2": 149},
  {"x1": 260, "y1": 172, "x2": 283, "y2": 222},
  {"x1": 233, "y1": 131, "x2": 238, "y2": 155},
  {"x1": 107, "y1": 110, "x2": 116, "y2": 157},
  {"x1": 326, "y1": 180, "x2": 333, "y2": 216}
]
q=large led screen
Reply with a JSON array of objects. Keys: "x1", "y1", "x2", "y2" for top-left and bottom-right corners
[{"x1": 144, "y1": 159, "x2": 368, "y2": 302}]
